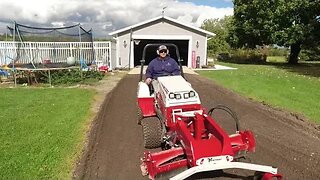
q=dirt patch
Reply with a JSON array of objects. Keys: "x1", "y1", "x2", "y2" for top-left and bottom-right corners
[
  {"x1": 73, "y1": 73, "x2": 320, "y2": 180},
  {"x1": 86, "y1": 71, "x2": 127, "y2": 114},
  {"x1": 72, "y1": 70, "x2": 128, "y2": 179}
]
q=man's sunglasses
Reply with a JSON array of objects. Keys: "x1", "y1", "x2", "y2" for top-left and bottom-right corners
[{"x1": 159, "y1": 50, "x2": 167, "y2": 53}]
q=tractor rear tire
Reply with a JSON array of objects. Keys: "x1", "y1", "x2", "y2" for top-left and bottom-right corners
[
  {"x1": 141, "y1": 117, "x2": 163, "y2": 149},
  {"x1": 137, "y1": 105, "x2": 143, "y2": 125}
]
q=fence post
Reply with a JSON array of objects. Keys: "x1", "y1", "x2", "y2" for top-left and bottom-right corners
[
  {"x1": 69, "y1": 43, "x2": 73, "y2": 58},
  {"x1": 29, "y1": 42, "x2": 33, "y2": 64}
]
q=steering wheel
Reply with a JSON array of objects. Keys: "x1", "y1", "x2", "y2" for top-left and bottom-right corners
[{"x1": 156, "y1": 72, "x2": 175, "y2": 78}]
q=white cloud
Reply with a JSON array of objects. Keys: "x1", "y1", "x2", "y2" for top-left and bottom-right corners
[
  {"x1": 0, "y1": 0, "x2": 233, "y2": 37},
  {"x1": 195, "y1": 6, "x2": 233, "y2": 26}
]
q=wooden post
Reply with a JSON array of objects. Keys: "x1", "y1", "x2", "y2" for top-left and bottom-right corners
[
  {"x1": 48, "y1": 69, "x2": 51, "y2": 87},
  {"x1": 14, "y1": 68, "x2": 17, "y2": 87}
]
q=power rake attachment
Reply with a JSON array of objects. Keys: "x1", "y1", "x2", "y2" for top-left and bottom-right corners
[
  {"x1": 139, "y1": 111, "x2": 281, "y2": 180},
  {"x1": 137, "y1": 43, "x2": 282, "y2": 180}
]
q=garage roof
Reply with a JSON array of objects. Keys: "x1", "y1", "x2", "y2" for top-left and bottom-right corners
[{"x1": 109, "y1": 16, "x2": 215, "y2": 37}]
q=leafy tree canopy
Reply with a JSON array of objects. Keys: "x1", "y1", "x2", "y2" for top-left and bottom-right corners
[
  {"x1": 201, "y1": 16, "x2": 233, "y2": 57},
  {"x1": 232, "y1": 0, "x2": 320, "y2": 64}
]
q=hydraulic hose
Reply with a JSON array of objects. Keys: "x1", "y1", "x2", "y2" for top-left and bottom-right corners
[{"x1": 208, "y1": 104, "x2": 240, "y2": 131}]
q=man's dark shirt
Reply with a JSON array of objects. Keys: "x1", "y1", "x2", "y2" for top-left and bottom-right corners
[{"x1": 146, "y1": 56, "x2": 180, "y2": 79}]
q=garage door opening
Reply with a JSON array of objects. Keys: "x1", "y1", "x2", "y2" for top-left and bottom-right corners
[{"x1": 133, "y1": 39, "x2": 188, "y2": 66}]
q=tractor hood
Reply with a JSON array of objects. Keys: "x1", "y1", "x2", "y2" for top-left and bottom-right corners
[{"x1": 158, "y1": 76, "x2": 201, "y2": 107}]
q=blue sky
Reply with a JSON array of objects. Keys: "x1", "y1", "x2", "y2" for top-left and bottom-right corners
[{"x1": 180, "y1": 0, "x2": 233, "y2": 8}]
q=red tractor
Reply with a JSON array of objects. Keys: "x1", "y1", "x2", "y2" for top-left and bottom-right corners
[{"x1": 137, "y1": 44, "x2": 282, "y2": 180}]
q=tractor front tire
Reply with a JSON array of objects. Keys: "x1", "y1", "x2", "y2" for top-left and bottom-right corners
[{"x1": 141, "y1": 117, "x2": 163, "y2": 149}]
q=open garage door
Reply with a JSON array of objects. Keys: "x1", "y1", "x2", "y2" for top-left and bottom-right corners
[{"x1": 133, "y1": 39, "x2": 189, "y2": 66}]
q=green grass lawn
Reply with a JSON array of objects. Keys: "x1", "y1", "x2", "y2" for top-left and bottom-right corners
[
  {"x1": 0, "y1": 88, "x2": 95, "y2": 179},
  {"x1": 197, "y1": 62, "x2": 320, "y2": 124}
]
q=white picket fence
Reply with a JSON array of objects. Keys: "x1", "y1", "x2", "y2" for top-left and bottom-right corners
[{"x1": 0, "y1": 41, "x2": 112, "y2": 69}]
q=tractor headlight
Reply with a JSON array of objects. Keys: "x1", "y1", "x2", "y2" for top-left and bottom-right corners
[
  {"x1": 183, "y1": 92, "x2": 189, "y2": 99},
  {"x1": 189, "y1": 91, "x2": 195, "y2": 97},
  {"x1": 169, "y1": 93, "x2": 175, "y2": 99},
  {"x1": 175, "y1": 93, "x2": 182, "y2": 99}
]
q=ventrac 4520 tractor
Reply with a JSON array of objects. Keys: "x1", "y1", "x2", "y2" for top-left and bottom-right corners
[{"x1": 137, "y1": 43, "x2": 282, "y2": 180}]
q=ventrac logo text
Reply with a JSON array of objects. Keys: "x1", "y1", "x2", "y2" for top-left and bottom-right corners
[
  {"x1": 208, "y1": 157, "x2": 223, "y2": 162},
  {"x1": 196, "y1": 156, "x2": 232, "y2": 166}
]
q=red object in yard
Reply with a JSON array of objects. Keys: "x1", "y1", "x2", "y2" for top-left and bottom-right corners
[
  {"x1": 192, "y1": 50, "x2": 196, "y2": 68},
  {"x1": 98, "y1": 65, "x2": 108, "y2": 72}
]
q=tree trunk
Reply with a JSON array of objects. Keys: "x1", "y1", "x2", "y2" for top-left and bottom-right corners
[{"x1": 288, "y1": 42, "x2": 301, "y2": 64}]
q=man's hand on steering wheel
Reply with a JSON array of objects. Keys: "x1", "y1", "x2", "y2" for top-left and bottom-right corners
[{"x1": 145, "y1": 78, "x2": 152, "y2": 85}]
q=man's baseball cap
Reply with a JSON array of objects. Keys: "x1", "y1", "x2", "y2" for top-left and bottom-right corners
[{"x1": 158, "y1": 45, "x2": 168, "y2": 51}]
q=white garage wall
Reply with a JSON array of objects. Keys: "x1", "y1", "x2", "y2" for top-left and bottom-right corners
[{"x1": 112, "y1": 17, "x2": 211, "y2": 69}]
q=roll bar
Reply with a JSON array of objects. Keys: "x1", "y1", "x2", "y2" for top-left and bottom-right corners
[{"x1": 139, "y1": 43, "x2": 184, "y2": 81}]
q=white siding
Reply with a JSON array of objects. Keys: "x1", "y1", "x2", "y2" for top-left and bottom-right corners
[{"x1": 115, "y1": 19, "x2": 208, "y2": 69}]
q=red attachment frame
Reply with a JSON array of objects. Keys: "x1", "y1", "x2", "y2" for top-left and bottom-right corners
[
  {"x1": 262, "y1": 172, "x2": 283, "y2": 180},
  {"x1": 141, "y1": 111, "x2": 257, "y2": 179},
  {"x1": 229, "y1": 130, "x2": 256, "y2": 154},
  {"x1": 174, "y1": 113, "x2": 236, "y2": 167},
  {"x1": 141, "y1": 147, "x2": 187, "y2": 180}
]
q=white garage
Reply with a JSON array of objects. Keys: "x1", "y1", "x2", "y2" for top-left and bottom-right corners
[{"x1": 109, "y1": 16, "x2": 215, "y2": 69}]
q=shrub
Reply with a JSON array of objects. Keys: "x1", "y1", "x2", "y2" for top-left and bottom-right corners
[
  {"x1": 218, "y1": 49, "x2": 266, "y2": 64},
  {"x1": 217, "y1": 53, "x2": 231, "y2": 61},
  {"x1": 267, "y1": 47, "x2": 289, "y2": 56},
  {"x1": 299, "y1": 48, "x2": 320, "y2": 61},
  {"x1": 35, "y1": 69, "x2": 104, "y2": 85}
]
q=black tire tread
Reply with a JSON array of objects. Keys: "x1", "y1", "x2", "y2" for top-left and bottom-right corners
[
  {"x1": 137, "y1": 105, "x2": 143, "y2": 125},
  {"x1": 141, "y1": 117, "x2": 163, "y2": 149}
]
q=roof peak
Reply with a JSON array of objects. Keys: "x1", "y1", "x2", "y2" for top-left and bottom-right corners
[{"x1": 109, "y1": 16, "x2": 215, "y2": 37}]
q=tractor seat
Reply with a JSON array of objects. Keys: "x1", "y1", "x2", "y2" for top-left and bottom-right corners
[{"x1": 138, "y1": 81, "x2": 153, "y2": 98}]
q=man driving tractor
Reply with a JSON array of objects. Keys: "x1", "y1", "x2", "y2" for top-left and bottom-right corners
[{"x1": 145, "y1": 45, "x2": 181, "y2": 93}]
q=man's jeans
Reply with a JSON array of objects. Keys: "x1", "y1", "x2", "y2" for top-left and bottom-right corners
[{"x1": 151, "y1": 80, "x2": 159, "y2": 94}]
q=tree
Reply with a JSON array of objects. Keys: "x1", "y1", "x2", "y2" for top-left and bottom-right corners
[
  {"x1": 0, "y1": 33, "x2": 12, "y2": 41},
  {"x1": 201, "y1": 16, "x2": 233, "y2": 57},
  {"x1": 232, "y1": 0, "x2": 320, "y2": 64},
  {"x1": 272, "y1": 0, "x2": 320, "y2": 64},
  {"x1": 231, "y1": 0, "x2": 274, "y2": 48}
]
